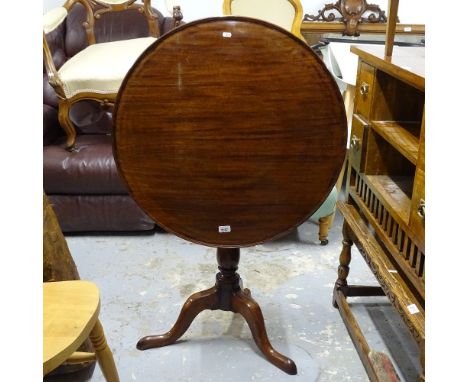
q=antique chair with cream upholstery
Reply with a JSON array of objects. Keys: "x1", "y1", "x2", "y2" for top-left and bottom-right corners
[
  {"x1": 43, "y1": 1, "x2": 182, "y2": 232},
  {"x1": 223, "y1": 0, "x2": 340, "y2": 244},
  {"x1": 43, "y1": 0, "x2": 182, "y2": 150}
]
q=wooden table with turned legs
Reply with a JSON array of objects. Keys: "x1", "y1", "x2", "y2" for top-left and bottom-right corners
[{"x1": 113, "y1": 17, "x2": 347, "y2": 375}]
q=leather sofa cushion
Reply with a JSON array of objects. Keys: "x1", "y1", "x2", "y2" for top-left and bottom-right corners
[
  {"x1": 44, "y1": 134, "x2": 128, "y2": 194},
  {"x1": 48, "y1": 194, "x2": 155, "y2": 232}
]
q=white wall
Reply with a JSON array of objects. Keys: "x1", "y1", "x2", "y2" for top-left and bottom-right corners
[{"x1": 43, "y1": 0, "x2": 425, "y2": 24}]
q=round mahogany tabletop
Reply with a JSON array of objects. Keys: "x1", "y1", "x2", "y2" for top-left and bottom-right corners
[{"x1": 114, "y1": 17, "x2": 347, "y2": 247}]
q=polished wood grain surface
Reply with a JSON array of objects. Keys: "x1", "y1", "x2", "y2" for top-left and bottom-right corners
[
  {"x1": 114, "y1": 17, "x2": 347, "y2": 247},
  {"x1": 370, "y1": 121, "x2": 420, "y2": 165}
]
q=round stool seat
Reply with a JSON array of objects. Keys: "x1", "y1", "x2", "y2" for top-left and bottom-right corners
[{"x1": 43, "y1": 281, "x2": 100, "y2": 375}]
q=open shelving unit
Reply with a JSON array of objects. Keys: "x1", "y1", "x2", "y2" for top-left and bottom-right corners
[
  {"x1": 370, "y1": 121, "x2": 420, "y2": 165},
  {"x1": 333, "y1": 14, "x2": 425, "y2": 381}
]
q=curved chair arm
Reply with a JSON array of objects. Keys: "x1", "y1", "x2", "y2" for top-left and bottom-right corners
[
  {"x1": 43, "y1": 7, "x2": 69, "y2": 98},
  {"x1": 43, "y1": 32, "x2": 66, "y2": 99}
]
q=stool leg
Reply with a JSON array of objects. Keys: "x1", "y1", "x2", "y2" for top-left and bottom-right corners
[
  {"x1": 89, "y1": 319, "x2": 120, "y2": 382},
  {"x1": 318, "y1": 212, "x2": 334, "y2": 245}
]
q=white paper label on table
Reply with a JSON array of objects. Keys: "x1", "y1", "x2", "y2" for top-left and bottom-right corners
[{"x1": 219, "y1": 225, "x2": 231, "y2": 233}]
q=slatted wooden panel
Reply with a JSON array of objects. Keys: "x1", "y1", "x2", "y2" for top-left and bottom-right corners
[{"x1": 355, "y1": 174, "x2": 425, "y2": 282}]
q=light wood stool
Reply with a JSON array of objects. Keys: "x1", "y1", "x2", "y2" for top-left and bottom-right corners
[{"x1": 43, "y1": 280, "x2": 120, "y2": 381}]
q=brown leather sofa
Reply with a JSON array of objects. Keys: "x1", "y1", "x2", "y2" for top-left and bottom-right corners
[{"x1": 43, "y1": 4, "x2": 179, "y2": 233}]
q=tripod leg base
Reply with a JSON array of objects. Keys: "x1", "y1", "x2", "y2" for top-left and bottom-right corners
[
  {"x1": 137, "y1": 286, "x2": 217, "y2": 350},
  {"x1": 232, "y1": 289, "x2": 297, "y2": 375},
  {"x1": 138, "y1": 248, "x2": 297, "y2": 375}
]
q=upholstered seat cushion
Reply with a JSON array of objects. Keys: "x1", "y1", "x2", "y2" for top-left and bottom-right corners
[
  {"x1": 310, "y1": 186, "x2": 338, "y2": 222},
  {"x1": 58, "y1": 36, "x2": 157, "y2": 98}
]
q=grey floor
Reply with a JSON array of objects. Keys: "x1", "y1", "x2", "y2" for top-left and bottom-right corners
[{"x1": 47, "y1": 211, "x2": 421, "y2": 382}]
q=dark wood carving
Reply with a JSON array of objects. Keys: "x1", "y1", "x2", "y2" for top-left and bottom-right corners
[
  {"x1": 114, "y1": 17, "x2": 347, "y2": 375},
  {"x1": 304, "y1": 0, "x2": 391, "y2": 36},
  {"x1": 172, "y1": 5, "x2": 183, "y2": 28},
  {"x1": 64, "y1": 0, "x2": 161, "y2": 42}
]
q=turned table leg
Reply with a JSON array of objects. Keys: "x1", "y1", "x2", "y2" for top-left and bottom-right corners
[
  {"x1": 137, "y1": 247, "x2": 297, "y2": 375},
  {"x1": 318, "y1": 212, "x2": 335, "y2": 245},
  {"x1": 333, "y1": 221, "x2": 353, "y2": 308}
]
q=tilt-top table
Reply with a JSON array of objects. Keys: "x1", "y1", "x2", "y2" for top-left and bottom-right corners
[{"x1": 113, "y1": 17, "x2": 347, "y2": 375}]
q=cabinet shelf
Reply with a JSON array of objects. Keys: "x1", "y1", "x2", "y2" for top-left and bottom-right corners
[
  {"x1": 370, "y1": 121, "x2": 420, "y2": 165},
  {"x1": 363, "y1": 174, "x2": 412, "y2": 224}
]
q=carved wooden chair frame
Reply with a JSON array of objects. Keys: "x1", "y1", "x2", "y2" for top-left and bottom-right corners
[
  {"x1": 43, "y1": 0, "x2": 163, "y2": 150},
  {"x1": 222, "y1": 0, "x2": 306, "y2": 41}
]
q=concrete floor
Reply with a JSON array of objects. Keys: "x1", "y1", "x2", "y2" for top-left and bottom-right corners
[{"x1": 47, "y1": 211, "x2": 421, "y2": 382}]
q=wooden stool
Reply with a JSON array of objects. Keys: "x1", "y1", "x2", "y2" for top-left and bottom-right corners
[
  {"x1": 114, "y1": 17, "x2": 347, "y2": 375},
  {"x1": 43, "y1": 280, "x2": 120, "y2": 381}
]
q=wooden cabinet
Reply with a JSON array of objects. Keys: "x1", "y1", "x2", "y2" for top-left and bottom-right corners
[{"x1": 334, "y1": 45, "x2": 425, "y2": 381}]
